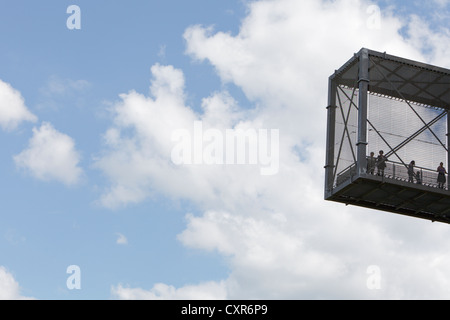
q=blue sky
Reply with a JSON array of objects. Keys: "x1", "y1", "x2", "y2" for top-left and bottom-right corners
[
  {"x1": 0, "y1": 0, "x2": 246, "y2": 300},
  {"x1": 2, "y1": 0, "x2": 450, "y2": 300}
]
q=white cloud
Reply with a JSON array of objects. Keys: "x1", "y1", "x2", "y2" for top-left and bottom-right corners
[
  {"x1": 178, "y1": 210, "x2": 450, "y2": 299},
  {"x1": 111, "y1": 281, "x2": 227, "y2": 300},
  {"x1": 37, "y1": 75, "x2": 91, "y2": 110},
  {"x1": 0, "y1": 266, "x2": 34, "y2": 300},
  {"x1": 101, "y1": 0, "x2": 450, "y2": 299},
  {"x1": 433, "y1": 0, "x2": 450, "y2": 8},
  {"x1": 14, "y1": 122, "x2": 83, "y2": 186},
  {"x1": 95, "y1": 64, "x2": 281, "y2": 210},
  {"x1": 116, "y1": 233, "x2": 128, "y2": 245},
  {"x1": 41, "y1": 76, "x2": 90, "y2": 97},
  {"x1": 0, "y1": 79, "x2": 37, "y2": 131}
]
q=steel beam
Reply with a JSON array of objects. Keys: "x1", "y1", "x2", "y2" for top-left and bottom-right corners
[
  {"x1": 325, "y1": 76, "x2": 337, "y2": 197},
  {"x1": 357, "y1": 49, "x2": 369, "y2": 176}
]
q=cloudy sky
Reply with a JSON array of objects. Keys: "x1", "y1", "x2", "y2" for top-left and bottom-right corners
[{"x1": 2, "y1": 0, "x2": 450, "y2": 300}]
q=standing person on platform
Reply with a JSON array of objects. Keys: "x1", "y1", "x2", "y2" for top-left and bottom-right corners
[
  {"x1": 437, "y1": 162, "x2": 448, "y2": 189},
  {"x1": 367, "y1": 152, "x2": 376, "y2": 175},
  {"x1": 416, "y1": 171, "x2": 422, "y2": 185},
  {"x1": 408, "y1": 161, "x2": 416, "y2": 183},
  {"x1": 376, "y1": 150, "x2": 387, "y2": 177}
]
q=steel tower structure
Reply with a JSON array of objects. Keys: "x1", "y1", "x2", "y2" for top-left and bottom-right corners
[{"x1": 325, "y1": 48, "x2": 450, "y2": 224}]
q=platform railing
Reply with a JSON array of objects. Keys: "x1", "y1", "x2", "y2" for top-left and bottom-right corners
[
  {"x1": 335, "y1": 163, "x2": 357, "y2": 187},
  {"x1": 335, "y1": 159, "x2": 448, "y2": 191},
  {"x1": 377, "y1": 160, "x2": 447, "y2": 190}
]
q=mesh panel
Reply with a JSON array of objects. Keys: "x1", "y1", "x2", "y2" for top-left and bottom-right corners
[
  {"x1": 332, "y1": 86, "x2": 448, "y2": 188},
  {"x1": 334, "y1": 86, "x2": 358, "y2": 186},
  {"x1": 367, "y1": 93, "x2": 447, "y2": 172}
]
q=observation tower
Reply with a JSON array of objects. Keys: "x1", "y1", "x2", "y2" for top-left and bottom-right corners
[{"x1": 325, "y1": 48, "x2": 450, "y2": 224}]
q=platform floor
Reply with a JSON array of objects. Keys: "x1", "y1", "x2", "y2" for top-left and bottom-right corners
[{"x1": 326, "y1": 173, "x2": 450, "y2": 224}]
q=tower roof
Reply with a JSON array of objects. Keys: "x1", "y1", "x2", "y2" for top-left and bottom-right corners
[{"x1": 331, "y1": 48, "x2": 450, "y2": 109}]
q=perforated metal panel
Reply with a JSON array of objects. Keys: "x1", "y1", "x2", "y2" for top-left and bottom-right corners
[
  {"x1": 333, "y1": 86, "x2": 358, "y2": 187},
  {"x1": 367, "y1": 94, "x2": 447, "y2": 184}
]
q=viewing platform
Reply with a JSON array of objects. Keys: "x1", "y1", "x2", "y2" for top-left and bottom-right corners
[{"x1": 325, "y1": 48, "x2": 450, "y2": 224}]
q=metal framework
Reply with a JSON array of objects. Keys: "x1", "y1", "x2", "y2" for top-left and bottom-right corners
[{"x1": 325, "y1": 48, "x2": 450, "y2": 224}]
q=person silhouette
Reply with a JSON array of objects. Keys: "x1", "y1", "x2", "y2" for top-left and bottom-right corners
[
  {"x1": 376, "y1": 150, "x2": 387, "y2": 176},
  {"x1": 367, "y1": 152, "x2": 376, "y2": 175},
  {"x1": 437, "y1": 162, "x2": 447, "y2": 189},
  {"x1": 416, "y1": 171, "x2": 422, "y2": 185},
  {"x1": 408, "y1": 161, "x2": 415, "y2": 183}
]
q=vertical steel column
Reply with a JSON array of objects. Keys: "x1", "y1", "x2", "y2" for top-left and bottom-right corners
[
  {"x1": 357, "y1": 49, "x2": 370, "y2": 176},
  {"x1": 325, "y1": 75, "x2": 337, "y2": 198}
]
